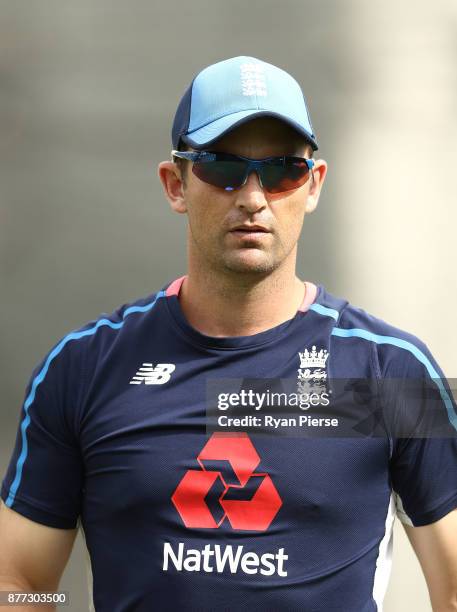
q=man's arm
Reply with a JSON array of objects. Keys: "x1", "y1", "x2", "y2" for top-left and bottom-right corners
[
  {"x1": 402, "y1": 508, "x2": 457, "y2": 612},
  {"x1": 0, "y1": 500, "x2": 77, "y2": 610}
]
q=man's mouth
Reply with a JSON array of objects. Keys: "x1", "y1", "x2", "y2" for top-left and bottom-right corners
[
  {"x1": 229, "y1": 224, "x2": 270, "y2": 234},
  {"x1": 229, "y1": 229, "x2": 270, "y2": 240}
]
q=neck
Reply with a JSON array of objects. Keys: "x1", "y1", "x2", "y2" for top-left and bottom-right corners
[{"x1": 178, "y1": 259, "x2": 307, "y2": 338}]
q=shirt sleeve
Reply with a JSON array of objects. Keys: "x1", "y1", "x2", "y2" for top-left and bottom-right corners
[
  {"x1": 386, "y1": 339, "x2": 457, "y2": 527},
  {"x1": 1, "y1": 333, "x2": 86, "y2": 529}
]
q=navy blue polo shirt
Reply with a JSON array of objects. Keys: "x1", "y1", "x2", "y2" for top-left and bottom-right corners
[{"x1": 2, "y1": 276, "x2": 457, "y2": 611}]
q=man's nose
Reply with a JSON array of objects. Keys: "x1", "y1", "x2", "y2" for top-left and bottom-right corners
[{"x1": 235, "y1": 170, "x2": 267, "y2": 212}]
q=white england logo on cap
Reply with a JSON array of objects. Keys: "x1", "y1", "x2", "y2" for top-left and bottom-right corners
[{"x1": 240, "y1": 63, "x2": 267, "y2": 97}]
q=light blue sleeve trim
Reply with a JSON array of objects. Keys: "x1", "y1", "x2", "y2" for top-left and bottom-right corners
[
  {"x1": 5, "y1": 291, "x2": 166, "y2": 508},
  {"x1": 308, "y1": 303, "x2": 456, "y2": 431},
  {"x1": 309, "y1": 303, "x2": 339, "y2": 321},
  {"x1": 331, "y1": 326, "x2": 457, "y2": 432}
]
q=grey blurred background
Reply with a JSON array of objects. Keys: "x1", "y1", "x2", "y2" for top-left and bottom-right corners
[{"x1": 1, "y1": 1, "x2": 456, "y2": 610}]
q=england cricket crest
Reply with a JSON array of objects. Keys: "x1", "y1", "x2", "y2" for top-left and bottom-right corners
[{"x1": 297, "y1": 345, "x2": 329, "y2": 399}]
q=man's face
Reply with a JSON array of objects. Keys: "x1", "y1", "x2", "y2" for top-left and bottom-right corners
[{"x1": 161, "y1": 116, "x2": 327, "y2": 278}]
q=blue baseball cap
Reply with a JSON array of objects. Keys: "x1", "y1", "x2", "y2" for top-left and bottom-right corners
[{"x1": 171, "y1": 56, "x2": 319, "y2": 152}]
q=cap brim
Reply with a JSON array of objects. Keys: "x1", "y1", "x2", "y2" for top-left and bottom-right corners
[{"x1": 181, "y1": 109, "x2": 318, "y2": 151}]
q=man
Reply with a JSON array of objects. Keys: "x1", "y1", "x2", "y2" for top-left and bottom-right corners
[{"x1": 0, "y1": 56, "x2": 456, "y2": 612}]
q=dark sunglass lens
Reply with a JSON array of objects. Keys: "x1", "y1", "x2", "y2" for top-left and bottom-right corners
[
  {"x1": 261, "y1": 159, "x2": 310, "y2": 194},
  {"x1": 192, "y1": 160, "x2": 247, "y2": 191}
]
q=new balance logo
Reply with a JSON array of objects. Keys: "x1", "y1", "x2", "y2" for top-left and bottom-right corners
[{"x1": 129, "y1": 363, "x2": 176, "y2": 385}]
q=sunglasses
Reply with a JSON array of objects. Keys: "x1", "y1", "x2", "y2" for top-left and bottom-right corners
[{"x1": 171, "y1": 150, "x2": 315, "y2": 194}]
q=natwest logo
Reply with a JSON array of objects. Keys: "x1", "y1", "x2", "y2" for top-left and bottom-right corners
[
  {"x1": 163, "y1": 542, "x2": 288, "y2": 576},
  {"x1": 171, "y1": 432, "x2": 282, "y2": 531}
]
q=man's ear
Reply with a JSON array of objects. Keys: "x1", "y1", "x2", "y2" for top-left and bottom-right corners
[
  {"x1": 305, "y1": 159, "x2": 327, "y2": 214},
  {"x1": 157, "y1": 161, "x2": 187, "y2": 213}
]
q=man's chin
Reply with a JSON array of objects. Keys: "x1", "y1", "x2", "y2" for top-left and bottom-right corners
[{"x1": 221, "y1": 254, "x2": 277, "y2": 275}]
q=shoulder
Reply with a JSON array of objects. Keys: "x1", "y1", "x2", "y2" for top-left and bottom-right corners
[
  {"x1": 74, "y1": 287, "x2": 166, "y2": 351},
  {"x1": 31, "y1": 286, "x2": 168, "y2": 384},
  {"x1": 318, "y1": 286, "x2": 457, "y2": 431},
  {"x1": 317, "y1": 285, "x2": 439, "y2": 379}
]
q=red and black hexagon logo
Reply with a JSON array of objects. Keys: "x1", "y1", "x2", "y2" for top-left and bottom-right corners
[{"x1": 171, "y1": 432, "x2": 282, "y2": 531}]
